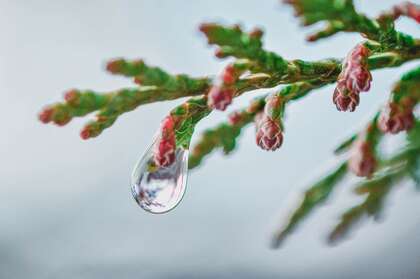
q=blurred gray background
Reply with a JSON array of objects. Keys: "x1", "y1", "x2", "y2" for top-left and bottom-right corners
[{"x1": 1, "y1": 0, "x2": 420, "y2": 278}]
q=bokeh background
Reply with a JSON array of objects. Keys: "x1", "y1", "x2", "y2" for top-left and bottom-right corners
[{"x1": 2, "y1": 0, "x2": 420, "y2": 278}]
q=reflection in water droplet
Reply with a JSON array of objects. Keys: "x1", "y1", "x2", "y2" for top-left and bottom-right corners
[{"x1": 131, "y1": 142, "x2": 189, "y2": 214}]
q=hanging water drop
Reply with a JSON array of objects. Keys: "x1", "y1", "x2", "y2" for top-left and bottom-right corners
[{"x1": 131, "y1": 141, "x2": 189, "y2": 214}]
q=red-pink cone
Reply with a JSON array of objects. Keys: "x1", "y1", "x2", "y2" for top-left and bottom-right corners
[
  {"x1": 222, "y1": 64, "x2": 236, "y2": 85},
  {"x1": 255, "y1": 112, "x2": 283, "y2": 151},
  {"x1": 333, "y1": 81, "x2": 360, "y2": 112},
  {"x1": 343, "y1": 44, "x2": 372, "y2": 93},
  {"x1": 333, "y1": 44, "x2": 371, "y2": 112},
  {"x1": 207, "y1": 86, "x2": 234, "y2": 111},
  {"x1": 154, "y1": 116, "x2": 177, "y2": 167}
]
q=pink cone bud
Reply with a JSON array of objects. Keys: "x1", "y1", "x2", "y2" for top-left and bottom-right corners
[
  {"x1": 345, "y1": 67, "x2": 372, "y2": 92},
  {"x1": 255, "y1": 112, "x2": 283, "y2": 151},
  {"x1": 80, "y1": 126, "x2": 91, "y2": 140},
  {"x1": 222, "y1": 64, "x2": 236, "y2": 85},
  {"x1": 342, "y1": 44, "x2": 372, "y2": 93},
  {"x1": 348, "y1": 139, "x2": 376, "y2": 177},
  {"x1": 207, "y1": 63, "x2": 240, "y2": 110},
  {"x1": 154, "y1": 116, "x2": 177, "y2": 167},
  {"x1": 39, "y1": 107, "x2": 54, "y2": 123},
  {"x1": 333, "y1": 82, "x2": 360, "y2": 112},
  {"x1": 207, "y1": 86, "x2": 234, "y2": 111},
  {"x1": 378, "y1": 102, "x2": 415, "y2": 134},
  {"x1": 333, "y1": 44, "x2": 371, "y2": 112}
]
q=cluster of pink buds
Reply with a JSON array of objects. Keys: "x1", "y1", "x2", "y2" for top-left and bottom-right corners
[
  {"x1": 348, "y1": 137, "x2": 377, "y2": 178},
  {"x1": 39, "y1": 89, "x2": 81, "y2": 126},
  {"x1": 153, "y1": 115, "x2": 177, "y2": 167},
  {"x1": 378, "y1": 100, "x2": 415, "y2": 134},
  {"x1": 255, "y1": 95, "x2": 284, "y2": 151},
  {"x1": 333, "y1": 44, "x2": 372, "y2": 112},
  {"x1": 207, "y1": 64, "x2": 238, "y2": 111},
  {"x1": 393, "y1": 2, "x2": 420, "y2": 23}
]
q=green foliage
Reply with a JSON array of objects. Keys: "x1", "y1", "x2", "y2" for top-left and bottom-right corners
[
  {"x1": 274, "y1": 120, "x2": 420, "y2": 246},
  {"x1": 200, "y1": 23, "x2": 288, "y2": 73},
  {"x1": 284, "y1": 0, "x2": 418, "y2": 48},
  {"x1": 189, "y1": 121, "x2": 248, "y2": 169},
  {"x1": 272, "y1": 162, "x2": 348, "y2": 247},
  {"x1": 334, "y1": 135, "x2": 357, "y2": 154},
  {"x1": 328, "y1": 174, "x2": 394, "y2": 244},
  {"x1": 170, "y1": 97, "x2": 211, "y2": 149},
  {"x1": 285, "y1": 0, "x2": 357, "y2": 26}
]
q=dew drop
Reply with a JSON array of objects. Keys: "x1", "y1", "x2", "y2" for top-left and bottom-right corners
[{"x1": 131, "y1": 141, "x2": 189, "y2": 214}]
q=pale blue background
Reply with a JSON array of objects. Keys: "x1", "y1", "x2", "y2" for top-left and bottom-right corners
[{"x1": 1, "y1": 0, "x2": 420, "y2": 278}]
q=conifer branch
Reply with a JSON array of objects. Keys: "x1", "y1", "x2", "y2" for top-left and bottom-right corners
[
  {"x1": 273, "y1": 108, "x2": 419, "y2": 247},
  {"x1": 328, "y1": 139, "x2": 419, "y2": 244},
  {"x1": 39, "y1": 0, "x2": 420, "y2": 246},
  {"x1": 189, "y1": 78, "x2": 332, "y2": 167},
  {"x1": 284, "y1": 0, "x2": 419, "y2": 49},
  {"x1": 39, "y1": 49, "x2": 418, "y2": 139}
]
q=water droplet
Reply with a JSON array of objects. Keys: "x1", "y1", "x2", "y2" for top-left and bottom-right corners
[{"x1": 131, "y1": 141, "x2": 189, "y2": 214}]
